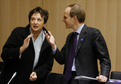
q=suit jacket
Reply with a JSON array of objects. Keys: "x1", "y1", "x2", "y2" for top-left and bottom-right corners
[
  {"x1": 0, "y1": 24, "x2": 54, "y2": 84},
  {"x1": 54, "y1": 24, "x2": 111, "y2": 84}
]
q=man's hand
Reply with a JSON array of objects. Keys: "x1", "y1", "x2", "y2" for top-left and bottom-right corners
[
  {"x1": 44, "y1": 31, "x2": 56, "y2": 49},
  {"x1": 29, "y1": 72, "x2": 37, "y2": 81},
  {"x1": 20, "y1": 34, "x2": 33, "y2": 54},
  {"x1": 96, "y1": 75, "x2": 108, "y2": 82}
]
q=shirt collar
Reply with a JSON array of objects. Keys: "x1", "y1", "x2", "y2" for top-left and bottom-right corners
[{"x1": 74, "y1": 23, "x2": 84, "y2": 34}]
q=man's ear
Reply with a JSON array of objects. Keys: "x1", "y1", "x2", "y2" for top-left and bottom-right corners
[{"x1": 73, "y1": 16, "x2": 78, "y2": 22}]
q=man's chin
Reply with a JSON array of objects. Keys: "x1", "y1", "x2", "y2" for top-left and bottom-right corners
[
  {"x1": 66, "y1": 26, "x2": 69, "y2": 28},
  {"x1": 66, "y1": 26, "x2": 71, "y2": 29}
]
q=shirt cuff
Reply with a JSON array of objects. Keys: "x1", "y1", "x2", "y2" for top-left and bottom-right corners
[{"x1": 52, "y1": 45, "x2": 57, "y2": 54}]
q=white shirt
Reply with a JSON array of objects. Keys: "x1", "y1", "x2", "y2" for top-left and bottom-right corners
[{"x1": 30, "y1": 28, "x2": 45, "y2": 68}]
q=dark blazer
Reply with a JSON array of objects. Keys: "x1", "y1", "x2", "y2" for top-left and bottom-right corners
[
  {"x1": 0, "y1": 24, "x2": 54, "y2": 84},
  {"x1": 54, "y1": 25, "x2": 111, "y2": 84}
]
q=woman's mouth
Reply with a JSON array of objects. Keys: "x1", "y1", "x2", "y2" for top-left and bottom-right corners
[{"x1": 33, "y1": 26, "x2": 38, "y2": 28}]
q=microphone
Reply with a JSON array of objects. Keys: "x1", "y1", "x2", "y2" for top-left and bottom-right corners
[{"x1": 7, "y1": 72, "x2": 17, "y2": 84}]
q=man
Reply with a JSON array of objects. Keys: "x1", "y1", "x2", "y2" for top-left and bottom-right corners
[
  {"x1": 0, "y1": 7, "x2": 53, "y2": 84},
  {"x1": 45, "y1": 4, "x2": 111, "y2": 84}
]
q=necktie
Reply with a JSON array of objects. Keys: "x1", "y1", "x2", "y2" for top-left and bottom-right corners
[{"x1": 65, "y1": 32, "x2": 78, "y2": 81}]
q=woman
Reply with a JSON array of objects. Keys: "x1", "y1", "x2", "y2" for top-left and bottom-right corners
[{"x1": 0, "y1": 7, "x2": 53, "y2": 84}]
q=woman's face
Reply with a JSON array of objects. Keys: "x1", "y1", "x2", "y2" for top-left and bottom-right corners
[{"x1": 30, "y1": 12, "x2": 45, "y2": 34}]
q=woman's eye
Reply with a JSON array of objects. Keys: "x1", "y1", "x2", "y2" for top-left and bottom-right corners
[
  {"x1": 38, "y1": 19, "x2": 41, "y2": 21},
  {"x1": 31, "y1": 18, "x2": 35, "y2": 21}
]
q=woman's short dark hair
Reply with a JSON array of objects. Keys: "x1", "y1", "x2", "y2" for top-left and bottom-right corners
[
  {"x1": 28, "y1": 7, "x2": 49, "y2": 24},
  {"x1": 68, "y1": 4, "x2": 85, "y2": 23}
]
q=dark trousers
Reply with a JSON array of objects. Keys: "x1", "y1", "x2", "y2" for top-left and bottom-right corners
[{"x1": 68, "y1": 71, "x2": 79, "y2": 84}]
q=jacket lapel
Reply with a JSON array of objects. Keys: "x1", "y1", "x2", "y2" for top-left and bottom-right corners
[
  {"x1": 40, "y1": 27, "x2": 50, "y2": 54},
  {"x1": 40, "y1": 38, "x2": 50, "y2": 54},
  {"x1": 21, "y1": 24, "x2": 34, "y2": 48},
  {"x1": 75, "y1": 25, "x2": 87, "y2": 57}
]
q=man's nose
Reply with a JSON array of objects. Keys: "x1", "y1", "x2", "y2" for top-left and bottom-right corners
[{"x1": 62, "y1": 18, "x2": 65, "y2": 22}]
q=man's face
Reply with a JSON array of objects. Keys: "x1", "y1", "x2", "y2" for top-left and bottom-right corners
[
  {"x1": 30, "y1": 12, "x2": 45, "y2": 34},
  {"x1": 62, "y1": 7, "x2": 75, "y2": 28}
]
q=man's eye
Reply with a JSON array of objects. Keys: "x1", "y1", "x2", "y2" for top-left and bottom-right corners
[{"x1": 64, "y1": 16, "x2": 67, "y2": 19}]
